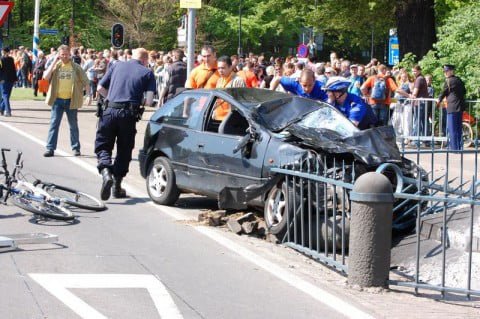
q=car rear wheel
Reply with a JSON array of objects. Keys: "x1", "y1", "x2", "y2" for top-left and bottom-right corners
[{"x1": 146, "y1": 157, "x2": 180, "y2": 205}]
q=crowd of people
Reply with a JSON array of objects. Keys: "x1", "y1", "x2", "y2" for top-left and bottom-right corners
[{"x1": 0, "y1": 43, "x2": 466, "y2": 164}]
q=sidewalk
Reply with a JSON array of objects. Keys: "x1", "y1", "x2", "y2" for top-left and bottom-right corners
[{"x1": 2, "y1": 99, "x2": 480, "y2": 318}]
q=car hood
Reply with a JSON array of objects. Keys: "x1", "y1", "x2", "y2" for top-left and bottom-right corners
[{"x1": 286, "y1": 124, "x2": 402, "y2": 166}]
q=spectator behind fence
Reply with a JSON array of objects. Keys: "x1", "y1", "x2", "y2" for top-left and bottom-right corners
[
  {"x1": 186, "y1": 45, "x2": 219, "y2": 89},
  {"x1": 437, "y1": 64, "x2": 466, "y2": 151},
  {"x1": 410, "y1": 65, "x2": 431, "y2": 146},
  {"x1": 361, "y1": 64, "x2": 409, "y2": 126}
]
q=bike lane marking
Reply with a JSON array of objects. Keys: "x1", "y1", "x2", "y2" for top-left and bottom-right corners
[
  {"x1": 29, "y1": 274, "x2": 183, "y2": 319},
  {"x1": 1, "y1": 120, "x2": 374, "y2": 319}
]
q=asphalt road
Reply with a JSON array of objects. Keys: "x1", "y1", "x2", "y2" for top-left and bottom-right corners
[
  {"x1": 0, "y1": 108, "x2": 356, "y2": 318},
  {"x1": 1, "y1": 100, "x2": 478, "y2": 319}
]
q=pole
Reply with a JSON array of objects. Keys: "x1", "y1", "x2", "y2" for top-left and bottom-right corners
[
  {"x1": 70, "y1": 0, "x2": 75, "y2": 47},
  {"x1": 238, "y1": 0, "x2": 242, "y2": 56},
  {"x1": 186, "y1": 8, "x2": 196, "y2": 78},
  {"x1": 33, "y1": 0, "x2": 41, "y2": 61}
]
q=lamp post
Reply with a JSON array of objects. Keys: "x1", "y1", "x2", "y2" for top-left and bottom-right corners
[{"x1": 238, "y1": 0, "x2": 242, "y2": 56}]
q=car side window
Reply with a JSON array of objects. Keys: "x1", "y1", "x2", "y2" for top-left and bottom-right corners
[
  {"x1": 161, "y1": 94, "x2": 209, "y2": 129},
  {"x1": 205, "y1": 97, "x2": 249, "y2": 136}
]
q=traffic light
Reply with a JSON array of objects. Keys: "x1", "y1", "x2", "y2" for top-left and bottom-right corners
[
  {"x1": 111, "y1": 23, "x2": 124, "y2": 48},
  {"x1": 61, "y1": 36, "x2": 69, "y2": 45}
]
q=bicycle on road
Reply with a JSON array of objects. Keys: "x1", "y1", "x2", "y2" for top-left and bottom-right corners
[{"x1": 0, "y1": 148, "x2": 105, "y2": 221}]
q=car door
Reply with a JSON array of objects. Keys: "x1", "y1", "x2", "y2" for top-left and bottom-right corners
[
  {"x1": 153, "y1": 92, "x2": 212, "y2": 190},
  {"x1": 188, "y1": 94, "x2": 270, "y2": 196}
]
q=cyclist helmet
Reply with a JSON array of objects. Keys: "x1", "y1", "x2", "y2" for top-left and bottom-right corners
[{"x1": 323, "y1": 76, "x2": 351, "y2": 92}]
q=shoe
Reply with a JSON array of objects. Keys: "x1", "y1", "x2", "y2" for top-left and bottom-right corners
[
  {"x1": 112, "y1": 176, "x2": 127, "y2": 198},
  {"x1": 4, "y1": 113, "x2": 11, "y2": 117},
  {"x1": 43, "y1": 150, "x2": 54, "y2": 157},
  {"x1": 100, "y1": 168, "x2": 113, "y2": 201},
  {"x1": 73, "y1": 149, "x2": 81, "y2": 156}
]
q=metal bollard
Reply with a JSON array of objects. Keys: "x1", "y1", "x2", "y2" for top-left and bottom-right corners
[{"x1": 348, "y1": 172, "x2": 394, "y2": 288}]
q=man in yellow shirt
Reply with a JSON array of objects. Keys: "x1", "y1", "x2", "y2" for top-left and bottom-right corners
[
  {"x1": 185, "y1": 45, "x2": 219, "y2": 89},
  {"x1": 42, "y1": 45, "x2": 89, "y2": 157}
]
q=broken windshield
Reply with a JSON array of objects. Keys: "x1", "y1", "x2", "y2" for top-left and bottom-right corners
[{"x1": 296, "y1": 105, "x2": 359, "y2": 138}]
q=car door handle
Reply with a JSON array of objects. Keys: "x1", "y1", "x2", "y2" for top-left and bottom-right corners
[{"x1": 198, "y1": 143, "x2": 205, "y2": 148}]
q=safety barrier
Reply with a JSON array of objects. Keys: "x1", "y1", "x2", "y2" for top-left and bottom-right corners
[{"x1": 271, "y1": 140, "x2": 480, "y2": 299}]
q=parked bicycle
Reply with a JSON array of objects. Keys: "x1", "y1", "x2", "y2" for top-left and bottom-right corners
[{"x1": 0, "y1": 148, "x2": 106, "y2": 221}]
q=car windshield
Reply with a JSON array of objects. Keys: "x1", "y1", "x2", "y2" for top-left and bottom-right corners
[{"x1": 296, "y1": 104, "x2": 359, "y2": 138}]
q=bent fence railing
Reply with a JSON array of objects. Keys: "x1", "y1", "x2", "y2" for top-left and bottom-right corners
[{"x1": 271, "y1": 145, "x2": 480, "y2": 299}]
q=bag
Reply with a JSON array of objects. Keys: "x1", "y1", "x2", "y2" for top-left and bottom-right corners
[
  {"x1": 371, "y1": 77, "x2": 386, "y2": 100},
  {"x1": 38, "y1": 79, "x2": 49, "y2": 93}
]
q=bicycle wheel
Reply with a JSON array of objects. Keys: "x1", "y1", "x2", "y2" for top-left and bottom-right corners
[
  {"x1": 11, "y1": 195, "x2": 75, "y2": 221},
  {"x1": 42, "y1": 183, "x2": 106, "y2": 211}
]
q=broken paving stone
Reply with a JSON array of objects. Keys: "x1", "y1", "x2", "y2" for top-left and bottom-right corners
[
  {"x1": 241, "y1": 221, "x2": 258, "y2": 234},
  {"x1": 236, "y1": 212, "x2": 256, "y2": 224},
  {"x1": 256, "y1": 221, "x2": 267, "y2": 236},
  {"x1": 226, "y1": 218, "x2": 243, "y2": 234}
]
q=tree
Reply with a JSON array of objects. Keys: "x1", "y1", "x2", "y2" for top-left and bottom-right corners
[
  {"x1": 395, "y1": 0, "x2": 436, "y2": 60},
  {"x1": 99, "y1": 0, "x2": 179, "y2": 49}
]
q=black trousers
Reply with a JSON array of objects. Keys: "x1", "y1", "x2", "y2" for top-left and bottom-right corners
[{"x1": 95, "y1": 107, "x2": 137, "y2": 178}]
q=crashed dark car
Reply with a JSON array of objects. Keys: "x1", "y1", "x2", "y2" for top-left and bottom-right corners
[{"x1": 139, "y1": 88, "x2": 424, "y2": 234}]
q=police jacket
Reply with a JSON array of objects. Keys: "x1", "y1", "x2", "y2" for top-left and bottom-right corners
[
  {"x1": 167, "y1": 61, "x2": 187, "y2": 99},
  {"x1": 438, "y1": 75, "x2": 466, "y2": 113}
]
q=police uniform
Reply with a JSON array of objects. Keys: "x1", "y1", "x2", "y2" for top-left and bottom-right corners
[{"x1": 95, "y1": 59, "x2": 156, "y2": 199}]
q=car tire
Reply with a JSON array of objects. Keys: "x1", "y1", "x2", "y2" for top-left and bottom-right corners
[
  {"x1": 264, "y1": 181, "x2": 299, "y2": 238},
  {"x1": 146, "y1": 157, "x2": 180, "y2": 205}
]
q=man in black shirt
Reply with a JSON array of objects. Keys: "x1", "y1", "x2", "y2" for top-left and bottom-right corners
[
  {"x1": 0, "y1": 47, "x2": 18, "y2": 117},
  {"x1": 437, "y1": 64, "x2": 466, "y2": 151}
]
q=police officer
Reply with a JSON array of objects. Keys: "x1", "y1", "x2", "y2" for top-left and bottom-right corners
[
  {"x1": 324, "y1": 76, "x2": 377, "y2": 130},
  {"x1": 437, "y1": 64, "x2": 466, "y2": 151},
  {"x1": 95, "y1": 48, "x2": 156, "y2": 200}
]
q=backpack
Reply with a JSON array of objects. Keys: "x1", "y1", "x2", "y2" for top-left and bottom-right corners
[{"x1": 371, "y1": 77, "x2": 386, "y2": 100}]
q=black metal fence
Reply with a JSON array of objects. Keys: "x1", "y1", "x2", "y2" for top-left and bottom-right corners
[{"x1": 271, "y1": 102, "x2": 480, "y2": 299}]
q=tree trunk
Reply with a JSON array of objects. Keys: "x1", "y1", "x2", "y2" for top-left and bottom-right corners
[{"x1": 395, "y1": 0, "x2": 436, "y2": 59}]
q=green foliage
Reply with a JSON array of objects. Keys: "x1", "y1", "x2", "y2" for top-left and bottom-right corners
[{"x1": 420, "y1": 3, "x2": 480, "y2": 98}]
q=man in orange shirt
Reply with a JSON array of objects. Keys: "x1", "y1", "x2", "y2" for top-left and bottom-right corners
[
  {"x1": 237, "y1": 61, "x2": 258, "y2": 88},
  {"x1": 361, "y1": 64, "x2": 409, "y2": 126},
  {"x1": 213, "y1": 55, "x2": 246, "y2": 120},
  {"x1": 185, "y1": 45, "x2": 219, "y2": 89}
]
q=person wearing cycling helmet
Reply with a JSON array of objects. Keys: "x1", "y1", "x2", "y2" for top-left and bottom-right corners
[{"x1": 324, "y1": 76, "x2": 377, "y2": 130}]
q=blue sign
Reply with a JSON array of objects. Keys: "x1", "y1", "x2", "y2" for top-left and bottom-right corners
[
  {"x1": 388, "y1": 36, "x2": 400, "y2": 66},
  {"x1": 40, "y1": 29, "x2": 59, "y2": 35},
  {"x1": 297, "y1": 44, "x2": 309, "y2": 58}
]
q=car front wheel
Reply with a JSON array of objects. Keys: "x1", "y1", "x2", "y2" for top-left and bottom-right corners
[
  {"x1": 146, "y1": 157, "x2": 180, "y2": 205},
  {"x1": 264, "y1": 181, "x2": 297, "y2": 237}
]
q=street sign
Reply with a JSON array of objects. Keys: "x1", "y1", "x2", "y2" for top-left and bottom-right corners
[
  {"x1": 297, "y1": 44, "x2": 308, "y2": 58},
  {"x1": 40, "y1": 29, "x2": 59, "y2": 35},
  {"x1": 388, "y1": 36, "x2": 400, "y2": 66},
  {"x1": 180, "y1": 0, "x2": 201, "y2": 9},
  {"x1": 0, "y1": 2, "x2": 14, "y2": 27}
]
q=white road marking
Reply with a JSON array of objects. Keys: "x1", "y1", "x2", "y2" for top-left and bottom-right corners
[
  {"x1": 29, "y1": 274, "x2": 183, "y2": 319},
  {"x1": 1, "y1": 120, "x2": 374, "y2": 319}
]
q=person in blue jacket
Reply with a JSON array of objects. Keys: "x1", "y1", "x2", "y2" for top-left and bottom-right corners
[{"x1": 323, "y1": 76, "x2": 377, "y2": 130}]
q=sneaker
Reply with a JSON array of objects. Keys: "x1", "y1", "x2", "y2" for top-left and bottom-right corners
[
  {"x1": 73, "y1": 149, "x2": 81, "y2": 156},
  {"x1": 4, "y1": 113, "x2": 11, "y2": 117},
  {"x1": 43, "y1": 150, "x2": 54, "y2": 157}
]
